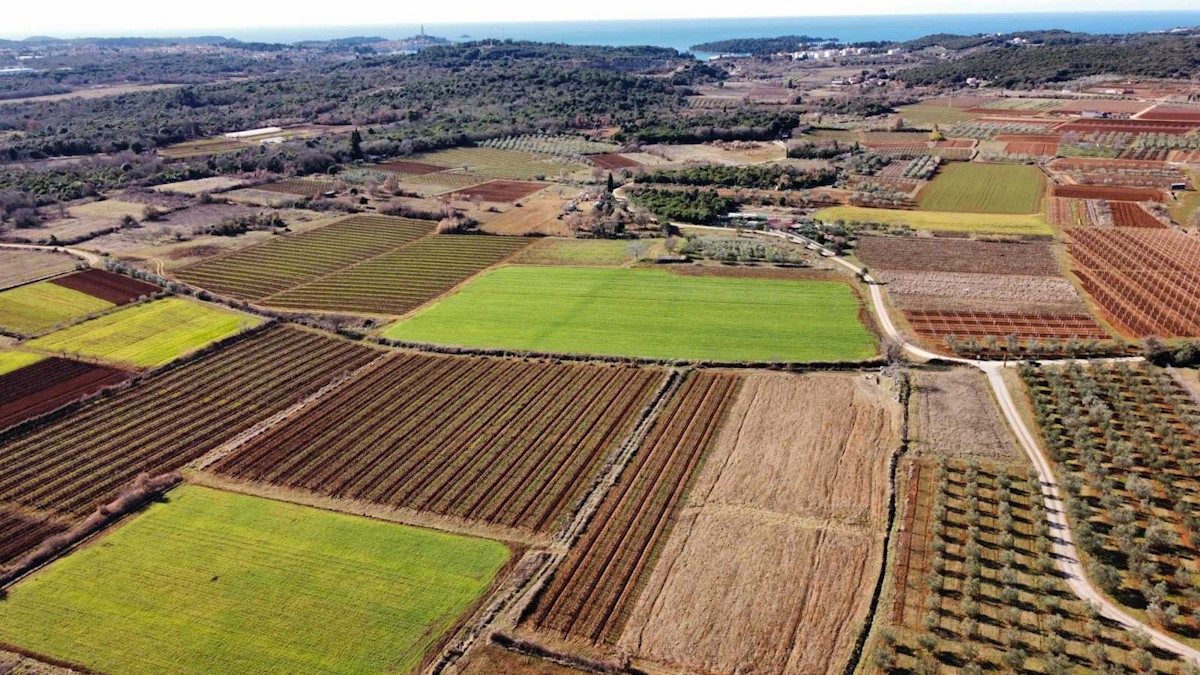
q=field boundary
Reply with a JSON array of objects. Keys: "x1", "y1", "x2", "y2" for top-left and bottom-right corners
[{"x1": 424, "y1": 369, "x2": 685, "y2": 673}]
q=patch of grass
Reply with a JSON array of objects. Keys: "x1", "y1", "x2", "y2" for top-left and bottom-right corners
[
  {"x1": 26, "y1": 297, "x2": 262, "y2": 367},
  {"x1": 894, "y1": 103, "x2": 983, "y2": 127},
  {"x1": 0, "y1": 282, "x2": 113, "y2": 335},
  {"x1": 1169, "y1": 191, "x2": 1200, "y2": 226},
  {"x1": 816, "y1": 205, "x2": 1051, "y2": 236},
  {"x1": 67, "y1": 199, "x2": 148, "y2": 221},
  {"x1": 0, "y1": 486, "x2": 510, "y2": 675},
  {"x1": 512, "y1": 238, "x2": 652, "y2": 266},
  {"x1": 0, "y1": 349, "x2": 43, "y2": 375},
  {"x1": 917, "y1": 163, "x2": 1046, "y2": 214},
  {"x1": 384, "y1": 266, "x2": 877, "y2": 362}
]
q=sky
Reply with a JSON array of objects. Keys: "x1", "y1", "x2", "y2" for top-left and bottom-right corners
[{"x1": 3, "y1": 0, "x2": 1196, "y2": 39}]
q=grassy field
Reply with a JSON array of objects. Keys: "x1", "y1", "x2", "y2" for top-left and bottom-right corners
[
  {"x1": 512, "y1": 238, "x2": 655, "y2": 266},
  {"x1": 894, "y1": 103, "x2": 983, "y2": 127},
  {"x1": 0, "y1": 486, "x2": 509, "y2": 675},
  {"x1": 0, "y1": 349, "x2": 43, "y2": 375},
  {"x1": 411, "y1": 147, "x2": 587, "y2": 180},
  {"x1": 26, "y1": 298, "x2": 262, "y2": 367},
  {"x1": 384, "y1": 267, "x2": 877, "y2": 362},
  {"x1": 0, "y1": 282, "x2": 113, "y2": 335},
  {"x1": 917, "y1": 163, "x2": 1046, "y2": 214},
  {"x1": 816, "y1": 205, "x2": 1052, "y2": 236}
]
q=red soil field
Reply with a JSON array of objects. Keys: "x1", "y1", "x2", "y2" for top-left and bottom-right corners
[
  {"x1": 995, "y1": 134, "x2": 1061, "y2": 143},
  {"x1": 856, "y1": 236, "x2": 1061, "y2": 277},
  {"x1": 1051, "y1": 185, "x2": 1165, "y2": 202},
  {"x1": 1055, "y1": 100, "x2": 1151, "y2": 115},
  {"x1": 978, "y1": 118, "x2": 1061, "y2": 128},
  {"x1": 964, "y1": 108, "x2": 1045, "y2": 117},
  {"x1": 1109, "y1": 202, "x2": 1166, "y2": 228},
  {"x1": 588, "y1": 153, "x2": 640, "y2": 170},
  {"x1": 1057, "y1": 119, "x2": 1199, "y2": 135},
  {"x1": 524, "y1": 371, "x2": 740, "y2": 644},
  {"x1": 905, "y1": 309, "x2": 1109, "y2": 342},
  {"x1": 1139, "y1": 107, "x2": 1200, "y2": 122},
  {"x1": 374, "y1": 159, "x2": 449, "y2": 175},
  {"x1": 1005, "y1": 141, "x2": 1058, "y2": 156},
  {"x1": 1068, "y1": 228, "x2": 1200, "y2": 337},
  {"x1": 448, "y1": 179, "x2": 547, "y2": 202},
  {"x1": 0, "y1": 506, "x2": 67, "y2": 567},
  {"x1": 892, "y1": 462, "x2": 932, "y2": 626},
  {"x1": 0, "y1": 357, "x2": 132, "y2": 430},
  {"x1": 48, "y1": 269, "x2": 159, "y2": 305},
  {"x1": 213, "y1": 354, "x2": 667, "y2": 535},
  {"x1": 0, "y1": 326, "x2": 380, "y2": 518}
]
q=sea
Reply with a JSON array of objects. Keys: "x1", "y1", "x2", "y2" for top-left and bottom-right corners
[{"x1": 215, "y1": 11, "x2": 1200, "y2": 56}]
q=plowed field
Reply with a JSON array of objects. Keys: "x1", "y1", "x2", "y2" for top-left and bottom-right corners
[
  {"x1": 1051, "y1": 185, "x2": 1165, "y2": 202},
  {"x1": 212, "y1": 355, "x2": 666, "y2": 535},
  {"x1": 588, "y1": 154, "x2": 640, "y2": 170},
  {"x1": 0, "y1": 506, "x2": 67, "y2": 567},
  {"x1": 48, "y1": 269, "x2": 159, "y2": 304},
  {"x1": 1109, "y1": 201, "x2": 1165, "y2": 228},
  {"x1": 448, "y1": 180, "x2": 547, "y2": 202},
  {"x1": 856, "y1": 236, "x2": 1060, "y2": 276},
  {"x1": 617, "y1": 372, "x2": 900, "y2": 675},
  {"x1": 0, "y1": 357, "x2": 131, "y2": 430},
  {"x1": 904, "y1": 309, "x2": 1109, "y2": 343},
  {"x1": 524, "y1": 371, "x2": 740, "y2": 643}
]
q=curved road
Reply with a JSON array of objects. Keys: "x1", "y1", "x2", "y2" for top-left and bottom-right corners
[
  {"x1": 759, "y1": 227, "x2": 1200, "y2": 664},
  {"x1": 0, "y1": 242, "x2": 103, "y2": 267}
]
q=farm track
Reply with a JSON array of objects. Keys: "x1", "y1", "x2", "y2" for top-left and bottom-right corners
[
  {"x1": 0, "y1": 326, "x2": 379, "y2": 518},
  {"x1": 524, "y1": 371, "x2": 739, "y2": 644},
  {"x1": 211, "y1": 355, "x2": 666, "y2": 534}
]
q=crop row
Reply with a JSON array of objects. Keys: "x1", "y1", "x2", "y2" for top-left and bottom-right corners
[
  {"x1": 1021, "y1": 363, "x2": 1200, "y2": 640},
  {"x1": 524, "y1": 371, "x2": 740, "y2": 643},
  {"x1": 479, "y1": 134, "x2": 617, "y2": 159},
  {"x1": 263, "y1": 235, "x2": 530, "y2": 315},
  {"x1": 1069, "y1": 228, "x2": 1200, "y2": 337},
  {"x1": 174, "y1": 216, "x2": 433, "y2": 300},
  {"x1": 0, "y1": 357, "x2": 131, "y2": 431},
  {"x1": 0, "y1": 326, "x2": 380, "y2": 517},
  {"x1": 212, "y1": 354, "x2": 666, "y2": 534},
  {"x1": 880, "y1": 456, "x2": 1184, "y2": 673}
]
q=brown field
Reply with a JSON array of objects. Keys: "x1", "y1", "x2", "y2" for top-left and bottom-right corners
[
  {"x1": 641, "y1": 142, "x2": 785, "y2": 166},
  {"x1": 1051, "y1": 184, "x2": 1165, "y2": 202},
  {"x1": 1068, "y1": 227, "x2": 1200, "y2": 337},
  {"x1": 0, "y1": 82, "x2": 179, "y2": 105},
  {"x1": 881, "y1": 270, "x2": 1088, "y2": 315},
  {"x1": 2, "y1": 217, "x2": 123, "y2": 245},
  {"x1": 617, "y1": 372, "x2": 901, "y2": 675},
  {"x1": 904, "y1": 309, "x2": 1109, "y2": 345},
  {"x1": 211, "y1": 354, "x2": 666, "y2": 537},
  {"x1": 1138, "y1": 106, "x2": 1200, "y2": 122},
  {"x1": 1109, "y1": 201, "x2": 1167, "y2": 228},
  {"x1": 49, "y1": 269, "x2": 159, "y2": 304},
  {"x1": 588, "y1": 153, "x2": 640, "y2": 170},
  {"x1": 525, "y1": 372, "x2": 740, "y2": 643},
  {"x1": 479, "y1": 198, "x2": 569, "y2": 236},
  {"x1": 255, "y1": 178, "x2": 336, "y2": 197},
  {"x1": 0, "y1": 505, "x2": 68, "y2": 567},
  {"x1": 1057, "y1": 99, "x2": 1153, "y2": 114},
  {"x1": 448, "y1": 180, "x2": 548, "y2": 203},
  {"x1": 911, "y1": 367, "x2": 1019, "y2": 460},
  {"x1": 66, "y1": 199, "x2": 146, "y2": 221},
  {"x1": 855, "y1": 236, "x2": 1060, "y2": 276},
  {"x1": 152, "y1": 176, "x2": 246, "y2": 195},
  {"x1": 0, "y1": 249, "x2": 77, "y2": 290},
  {"x1": 374, "y1": 159, "x2": 450, "y2": 175},
  {"x1": 0, "y1": 357, "x2": 132, "y2": 430},
  {"x1": 1005, "y1": 141, "x2": 1058, "y2": 156}
]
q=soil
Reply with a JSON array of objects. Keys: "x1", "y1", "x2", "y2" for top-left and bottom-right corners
[
  {"x1": 374, "y1": 159, "x2": 450, "y2": 175},
  {"x1": 618, "y1": 371, "x2": 901, "y2": 675},
  {"x1": 0, "y1": 357, "x2": 133, "y2": 430},
  {"x1": 456, "y1": 644, "x2": 586, "y2": 674},
  {"x1": 856, "y1": 236, "x2": 1061, "y2": 277},
  {"x1": 910, "y1": 367, "x2": 1021, "y2": 460},
  {"x1": 587, "y1": 154, "x2": 640, "y2": 170},
  {"x1": 478, "y1": 198, "x2": 568, "y2": 236},
  {"x1": 448, "y1": 180, "x2": 548, "y2": 203},
  {"x1": 1052, "y1": 185, "x2": 1166, "y2": 202},
  {"x1": 880, "y1": 270, "x2": 1088, "y2": 315},
  {"x1": 49, "y1": 269, "x2": 159, "y2": 304}
]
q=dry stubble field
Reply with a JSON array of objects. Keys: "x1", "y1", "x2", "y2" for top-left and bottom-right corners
[{"x1": 616, "y1": 371, "x2": 902, "y2": 675}]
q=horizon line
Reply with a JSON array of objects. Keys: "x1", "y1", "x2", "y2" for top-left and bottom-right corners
[{"x1": 3, "y1": 8, "x2": 1199, "y2": 42}]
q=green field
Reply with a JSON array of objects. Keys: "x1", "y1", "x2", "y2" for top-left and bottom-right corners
[
  {"x1": 384, "y1": 266, "x2": 877, "y2": 362},
  {"x1": 0, "y1": 486, "x2": 509, "y2": 675},
  {"x1": 0, "y1": 349, "x2": 43, "y2": 375},
  {"x1": 0, "y1": 282, "x2": 112, "y2": 335},
  {"x1": 917, "y1": 163, "x2": 1046, "y2": 214},
  {"x1": 26, "y1": 297, "x2": 262, "y2": 367},
  {"x1": 816, "y1": 205, "x2": 1052, "y2": 236},
  {"x1": 893, "y1": 103, "x2": 983, "y2": 127}
]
